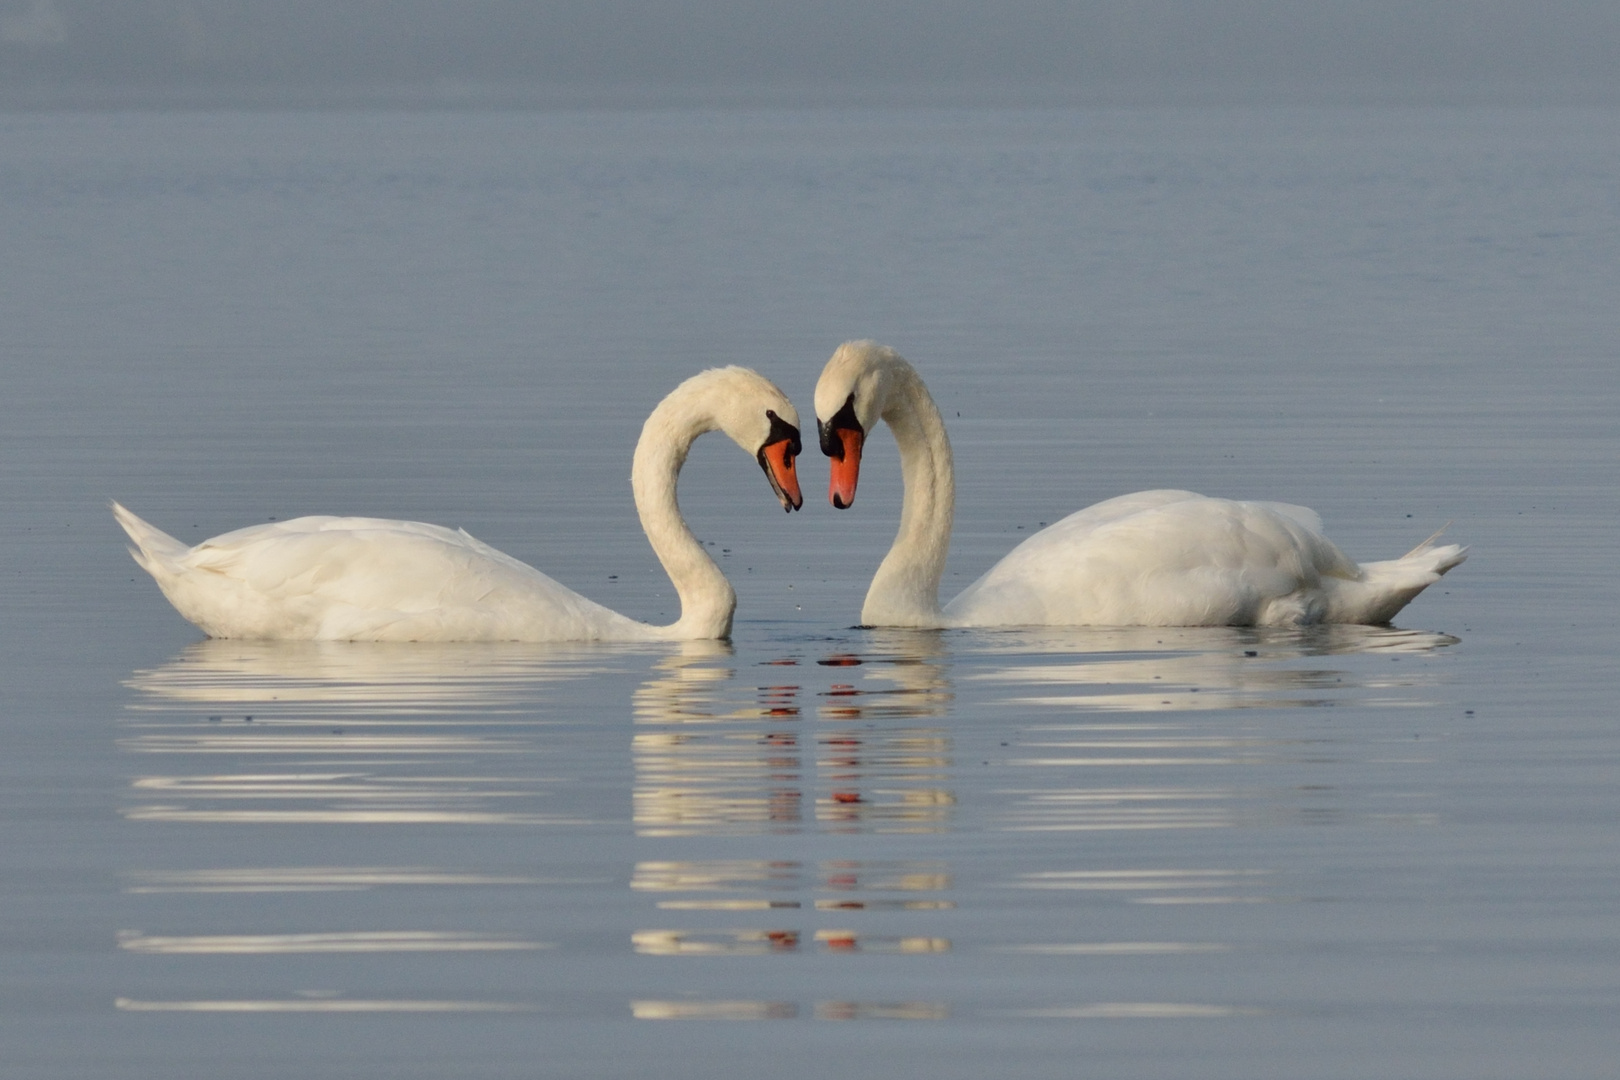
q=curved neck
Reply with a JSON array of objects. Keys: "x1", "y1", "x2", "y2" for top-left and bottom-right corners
[
  {"x1": 862, "y1": 366, "x2": 954, "y2": 628},
  {"x1": 631, "y1": 396, "x2": 736, "y2": 641}
]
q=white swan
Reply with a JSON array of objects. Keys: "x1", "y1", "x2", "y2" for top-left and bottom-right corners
[
  {"x1": 114, "y1": 366, "x2": 804, "y2": 642},
  {"x1": 814, "y1": 341, "x2": 1465, "y2": 628}
]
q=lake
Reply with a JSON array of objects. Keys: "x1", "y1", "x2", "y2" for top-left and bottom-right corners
[{"x1": 1, "y1": 105, "x2": 1616, "y2": 1078}]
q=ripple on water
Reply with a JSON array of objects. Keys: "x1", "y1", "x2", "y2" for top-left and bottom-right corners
[{"x1": 114, "y1": 622, "x2": 1461, "y2": 1025}]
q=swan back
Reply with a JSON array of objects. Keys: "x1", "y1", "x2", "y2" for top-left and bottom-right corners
[
  {"x1": 944, "y1": 492, "x2": 1357, "y2": 626},
  {"x1": 114, "y1": 506, "x2": 647, "y2": 641}
]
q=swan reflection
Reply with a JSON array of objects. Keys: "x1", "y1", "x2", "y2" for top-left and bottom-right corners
[
  {"x1": 961, "y1": 624, "x2": 1460, "y2": 657},
  {"x1": 970, "y1": 625, "x2": 1459, "y2": 713},
  {"x1": 631, "y1": 1000, "x2": 798, "y2": 1020},
  {"x1": 123, "y1": 867, "x2": 565, "y2": 893},
  {"x1": 630, "y1": 927, "x2": 949, "y2": 955},
  {"x1": 118, "y1": 930, "x2": 550, "y2": 954},
  {"x1": 814, "y1": 1001, "x2": 949, "y2": 1020},
  {"x1": 630, "y1": 857, "x2": 955, "y2": 969},
  {"x1": 1010, "y1": 869, "x2": 1270, "y2": 900},
  {"x1": 114, "y1": 621, "x2": 1459, "y2": 1022},
  {"x1": 997, "y1": 1003, "x2": 1261, "y2": 1019},
  {"x1": 120, "y1": 639, "x2": 639, "y2": 826},
  {"x1": 814, "y1": 632, "x2": 955, "y2": 832},
  {"x1": 631, "y1": 637, "x2": 957, "y2": 835},
  {"x1": 631, "y1": 858, "x2": 952, "y2": 912},
  {"x1": 995, "y1": 942, "x2": 1230, "y2": 955},
  {"x1": 980, "y1": 626, "x2": 1453, "y2": 835},
  {"x1": 628, "y1": 999, "x2": 948, "y2": 1021},
  {"x1": 117, "y1": 997, "x2": 542, "y2": 1013},
  {"x1": 631, "y1": 640, "x2": 807, "y2": 835},
  {"x1": 126, "y1": 639, "x2": 638, "y2": 716}
]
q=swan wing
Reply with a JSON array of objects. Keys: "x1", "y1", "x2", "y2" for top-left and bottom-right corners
[
  {"x1": 945, "y1": 492, "x2": 1361, "y2": 627},
  {"x1": 139, "y1": 514, "x2": 646, "y2": 641},
  {"x1": 1246, "y1": 500, "x2": 1325, "y2": 536}
]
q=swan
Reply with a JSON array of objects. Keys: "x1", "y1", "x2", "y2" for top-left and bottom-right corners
[
  {"x1": 814, "y1": 341, "x2": 1465, "y2": 628},
  {"x1": 114, "y1": 366, "x2": 804, "y2": 642}
]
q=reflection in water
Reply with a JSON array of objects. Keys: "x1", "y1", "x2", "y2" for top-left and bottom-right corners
[
  {"x1": 971, "y1": 625, "x2": 1460, "y2": 713},
  {"x1": 116, "y1": 998, "x2": 543, "y2": 1013},
  {"x1": 814, "y1": 1001, "x2": 949, "y2": 1021},
  {"x1": 995, "y1": 942, "x2": 1230, "y2": 955},
  {"x1": 997, "y1": 1004, "x2": 1262, "y2": 1019},
  {"x1": 632, "y1": 860, "x2": 953, "y2": 907},
  {"x1": 631, "y1": 638, "x2": 957, "y2": 836},
  {"x1": 815, "y1": 859, "x2": 954, "y2": 911},
  {"x1": 118, "y1": 931, "x2": 550, "y2": 954},
  {"x1": 813, "y1": 930, "x2": 950, "y2": 953},
  {"x1": 120, "y1": 639, "x2": 629, "y2": 827},
  {"x1": 631, "y1": 1000, "x2": 798, "y2": 1020},
  {"x1": 117, "y1": 638, "x2": 626, "y2": 1016},
  {"x1": 632, "y1": 641, "x2": 805, "y2": 835},
  {"x1": 631, "y1": 859, "x2": 804, "y2": 909},
  {"x1": 983, "y1": 626, "x2": 1455, "y2": 836},
  {"x1": 120, "y1": 773, "x2": 583, "y2": 826},
  {"x1": 123, "y1": 867, "x2": 572, "y2": 893},
  {"x1": 115, "y1": 621, "x2": 1458, "y2": 1023},
  {"x1": 125, "y1": 640, "x2": 629, "y2": 715},
  {"x1": 1010, "y1": 869, "x2": 1272, "y2": 904},
  {"x1": 631, "y1": 927, "x2": 949, "y2": 956},
  {"x1": 631, "y1": 860, "x2": 803, "y2": 892},
  {"x1": 996, "y1": 786, "x2": 1243, "y2": 832},
  {"x1": 815, "y1": 635, "x2": 956, "y2": 833},
  {"x1": 632, "y1": 859, "x2": 955, "y2": 954},
  {"x1": 632, "y1": 929, "x2": 801, "y2": 955},
  {"x1": 963, "y1": 624, "x2": 1459, "y2": 658},
  {"x1": 630, "y1": 1000, "x2": 947, "y2": 1021}
]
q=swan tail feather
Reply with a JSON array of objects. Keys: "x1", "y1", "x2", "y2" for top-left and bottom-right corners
[
  {"x1": 112, "y1": 502, "x2": 190, "y2": 576},
  {"x1": 1402, "y1": 521, "x2": 1459, "y2": 560},
  {"x1": 1324, "y1": 532, "x2": 1467, "y2": 624}
]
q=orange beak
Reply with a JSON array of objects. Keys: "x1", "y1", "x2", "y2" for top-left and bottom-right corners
[
  {"x1": 760, "y1": 439, "x2": 803, "y2": 512},
  {"x1": 827, "y1": 427, "x2": 864, "y2": 509}
]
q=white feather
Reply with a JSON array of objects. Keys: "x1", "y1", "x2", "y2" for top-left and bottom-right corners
[
  {"x1": 816, "y1": 341, "x2": 1466, "y2": 628},
  {"x1": 115, "y1": 367, "x2": 800, "y2": 642}
]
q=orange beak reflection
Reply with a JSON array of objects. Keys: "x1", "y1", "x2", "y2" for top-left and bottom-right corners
[
  {"x1": 760, "y1": 440, "x2": 803, "y2": 512},
  {"x1": 828, "y1": 428, "x2": 864, "y2": 509}
]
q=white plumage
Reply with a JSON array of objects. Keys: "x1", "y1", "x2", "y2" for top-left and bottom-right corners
[
  {"x1": 815, "y1": 341, "x2": 1465, "y2": 629},
  {"x1": 115, "y1": 366, "x2": 803, "y2": 642}
]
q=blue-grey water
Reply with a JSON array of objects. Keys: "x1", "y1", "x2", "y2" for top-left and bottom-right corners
[{"x1": 2, "y1": 107, "x2": 1617, "y2": 1078}]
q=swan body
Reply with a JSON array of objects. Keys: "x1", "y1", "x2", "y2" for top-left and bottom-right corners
[
  {"x1": 116, "y1": 366, "x2": 803, "y2": 642},
  {"x1": 815, "y1": 341, "x2": 1465, "y2": 629}
]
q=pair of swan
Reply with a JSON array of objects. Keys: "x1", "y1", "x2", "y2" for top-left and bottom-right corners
[{"x1": 116, "y1": 345, "x2": 1465, "y2": 642}]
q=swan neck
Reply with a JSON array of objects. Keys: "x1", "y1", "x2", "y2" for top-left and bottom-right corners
[
  {"x1": 632, "y1": 398, "x2": 735, "y2": 640},
  {"x1": 863, "y1": 366, "x2": 954, "y2": 627}
]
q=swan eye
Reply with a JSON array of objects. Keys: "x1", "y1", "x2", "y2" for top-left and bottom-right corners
[
  {"x1": 818, "y1": 394, "x2": 861, "y2": 459},
  {"x1": 764, "y1": 410, "x2": 802, "y2": 458}
]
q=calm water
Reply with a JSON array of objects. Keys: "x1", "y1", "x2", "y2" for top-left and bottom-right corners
[{"x1": 1, "y1": 106, "x2": 1617, "y2": 1078}]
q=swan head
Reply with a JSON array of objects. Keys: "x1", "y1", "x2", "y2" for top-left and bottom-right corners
[
  {"x1": 814, "y1": 340, "x2": 906, "y2": 509},
  {"x1": 756, "y1": 407, "x2": 804, "y2": 512},
  {"x1": 692, "y1": 366, "x2": 804, "y2": 512}
]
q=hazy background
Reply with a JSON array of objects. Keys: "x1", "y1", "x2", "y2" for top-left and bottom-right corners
[{"x1": 4, "y1": 0, "x2": 1620, "y2": 108}]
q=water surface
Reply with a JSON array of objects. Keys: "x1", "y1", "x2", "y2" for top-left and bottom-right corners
[{"x1": 1, "y1": 106, "x2": 1617, "y2": 1078}]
